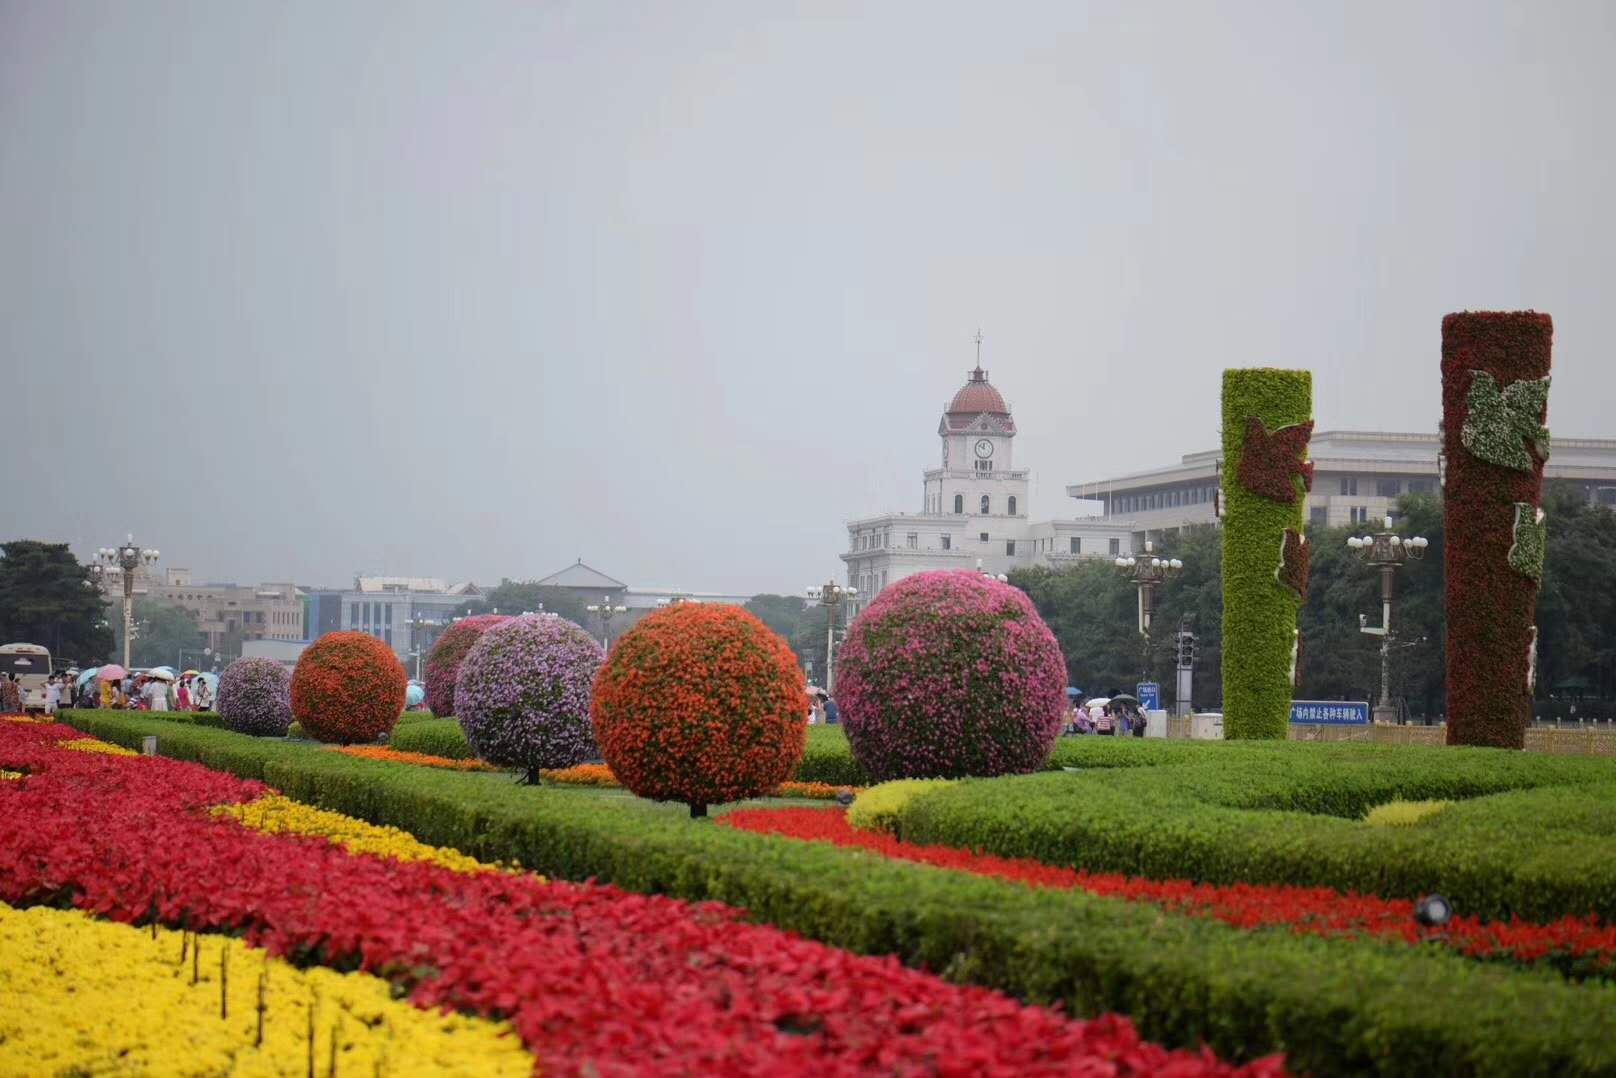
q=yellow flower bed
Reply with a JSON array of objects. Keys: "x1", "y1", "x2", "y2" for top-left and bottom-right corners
[
  {"x1": 847, "y1": 778, "x2": 961, "y2": 833},
  {"x1": 0, "y1": 902, "x2": 533, "y2": 1076},
  {"x1": 57, "y1": 737, "x2": 141, "y2": 757},
  {"x1": 3, "y1": 714, "x2": 45, "y2": 723},
  {"x1": 1365, "y1": 799, "x2": 1454, "y2": 827},
  {"x1": 1, "y1": 769, "x2": 21, "y2": 780},
  {"x1": 215, "y1": 795, "x2": 519, "y2": 877}
]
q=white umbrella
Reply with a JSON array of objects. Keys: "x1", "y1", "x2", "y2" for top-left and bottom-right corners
[{"x1": 144, "y1": 667, "x2": 177, "y2": 682}]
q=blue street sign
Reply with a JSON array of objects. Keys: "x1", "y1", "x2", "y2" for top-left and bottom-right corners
[
  {"x1": 1289, "y1": 700, "x2": 1370, "y2": 725},
  {"x1": 1135, "y1": 682, "x2": 1161, "y2": 711}
]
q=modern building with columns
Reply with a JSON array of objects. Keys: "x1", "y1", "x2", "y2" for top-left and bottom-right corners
[
  {"x1": 1066, "y1": 429, "x2": 1616, "y2": 548},
  {"x1": 841, "y1": 359, "x2": 1136, "y2": 618}
]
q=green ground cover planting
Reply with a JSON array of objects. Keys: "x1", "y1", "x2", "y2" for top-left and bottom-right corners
[
  {"x1": 56, "y1": 712, "x2": 1616, "y2": 1076},
  {"x1": 388, "y1": 716, "x2": 478, "y2": 758},
  {"x1": 889, "y1": 738, "x2": 1616, "y2": 922}
]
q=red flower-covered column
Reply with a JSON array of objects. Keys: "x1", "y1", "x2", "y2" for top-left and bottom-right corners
[{"x1": 1441, "y1": 312, "x2": 1552, "y2": 749}]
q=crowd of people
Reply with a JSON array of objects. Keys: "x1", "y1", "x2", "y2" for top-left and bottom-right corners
[
  {"x1": 1067, "y1": 692, "x2": 1148, "y2": 737},
  {"x1": 69, "y1": 671, "x2": 213, "y2": 713}
]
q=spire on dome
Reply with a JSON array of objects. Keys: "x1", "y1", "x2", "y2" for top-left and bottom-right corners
[{"x1": 942, "y1": 331, "x2": 1014, "y2": 432}]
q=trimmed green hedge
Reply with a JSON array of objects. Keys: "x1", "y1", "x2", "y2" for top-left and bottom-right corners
[
  {"x1": 892, "y1": 737, "x2": 1616, "y2": 922},
  {"x1": 381, "y1": 718, "x2": 874, "y2": 781},
  {"x1": 798, "y1": 725, "x2": 869, "y2": 785},
  {"x1": 389, "y1": 718, "x2": 477, "y2": 759},
  {"x1": 67, "y1": 709, "x2": 229, "y2": 730},
  {"x1": 1221, "y1": 369, "x2": 1311, "y2": 739},
  {"x1": 55, "y1": 712, "x2": 1616, "y2": 1076}
]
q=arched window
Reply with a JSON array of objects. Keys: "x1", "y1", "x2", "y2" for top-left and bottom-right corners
[
  {"x1": 980, "y1": 495, "x2": 991, "y2": 515},
  {"x1": 953, "y1": 494, "x2": 963, "y2": 514},
  {"x1": 1008, "y1": 496, "x2": 1018, "y2": 516}
]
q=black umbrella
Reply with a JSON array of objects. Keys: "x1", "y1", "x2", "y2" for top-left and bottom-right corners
[{"x1": 1109, "y1": 694, "x2": 1139, "y2": 706}]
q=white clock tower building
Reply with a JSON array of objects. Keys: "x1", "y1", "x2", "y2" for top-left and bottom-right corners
[{"x1": 840, "y1": 343, "x2": 1135, "y2": 619}]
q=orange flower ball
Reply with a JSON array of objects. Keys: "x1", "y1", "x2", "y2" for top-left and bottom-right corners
[
  {"x1": 591, "y1": 603, "x2": 806, "y2": 817},
  {"x1": 290, "y1": 631, "x2": 408, "y2": 744}
]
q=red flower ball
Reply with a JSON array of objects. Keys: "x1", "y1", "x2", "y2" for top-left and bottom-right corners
[
  {"x1": 424, "y1": 614, "x2": 510, "y2": 717},
  {"x1": 290, "y1": 631, "x2": 408, "y2": 744},
  {"x1": 591, "y1": 603, "x2": 806, "y2": 816}
]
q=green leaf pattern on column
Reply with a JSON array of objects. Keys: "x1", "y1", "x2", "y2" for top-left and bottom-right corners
[
  {"x1": 1461, "y1": 372, "x2": 1551, "y2": 472},
  {"x1": 1507, "y1": 503, "x2": 1546, "y2": 581}
]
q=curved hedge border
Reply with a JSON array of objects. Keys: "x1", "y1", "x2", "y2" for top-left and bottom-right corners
[
  {"x1": 889, "y1": 737, "x2": 1616, "y2": 923},
  {"x1": 1220, "y1": 370, "x2": 1312, "y2": 740},
  {"x1": 1441, "y1": 312, "x2": 1553, "y2": 748},
  {"x1": 56, "y1": 712, "x2": 1616, "y2": 1078}
]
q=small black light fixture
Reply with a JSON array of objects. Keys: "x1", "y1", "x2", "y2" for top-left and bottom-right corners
[
  {"x1": 834, "y1": 790, "x2": 855, "y2": 807},
  {"x1": 1415, "y1": 893, "x2": 1452, "y2": 929}
]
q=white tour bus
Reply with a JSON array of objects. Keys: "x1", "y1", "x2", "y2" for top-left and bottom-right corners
[{"x1": 0, "y1": 642, "x2": 53, "y2": 712}]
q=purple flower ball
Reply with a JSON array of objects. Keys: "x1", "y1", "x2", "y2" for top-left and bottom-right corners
[
  {"x1": 837, "y1": 570, "x2": 1067, "y2": 781},
  {"x1": 217, "y1": 657, "x2": 294, "y2": 737},
  {"x1": 455, "y1": 614, "x2": 604, "y2": 774}
]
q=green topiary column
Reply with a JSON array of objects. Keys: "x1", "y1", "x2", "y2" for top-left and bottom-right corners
[{"x1": 1220, "y1": 369, "x2": 1313, "y2": 739}]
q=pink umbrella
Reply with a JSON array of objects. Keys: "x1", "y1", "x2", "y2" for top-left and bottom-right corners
[{"x1": 96, "y1": 664, "x2": 128, "y2": 682}]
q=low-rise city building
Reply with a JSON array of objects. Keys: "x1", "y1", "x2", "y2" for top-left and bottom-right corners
[
  {"x1": 533, "y1": 560, "x2": 752, "y2": 645},
  {"x1": 145, "y1": 568, "x2": 305, "y2": 652}
]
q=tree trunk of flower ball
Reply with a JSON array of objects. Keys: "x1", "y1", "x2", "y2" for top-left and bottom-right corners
[{"x1": 690, "y1": 802, "x2": 708, "y2": 818}]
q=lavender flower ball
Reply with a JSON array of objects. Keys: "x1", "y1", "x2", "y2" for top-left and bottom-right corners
[
  {"x1": 837, "y1": 571, "x2": 1067, "y2": 781},
  {"x1": 217, "y1": 657, "x2": 294, "y2": 737},
  {"x1": 454, "y1": 614, "x2": 605, "y2": 776}
]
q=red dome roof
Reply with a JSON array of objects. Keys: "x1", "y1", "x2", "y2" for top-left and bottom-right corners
[{"x1": 947, "y1": 367, "x2": 1009, "y2": 415}]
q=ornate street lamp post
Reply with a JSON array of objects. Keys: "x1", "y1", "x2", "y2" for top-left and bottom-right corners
[
  {"x1": 585, "y1": 595, "x2": 627, "y2": 650},
  {"x1": 91, "y1": 536, "x2": 159, "y2": 670},
  {"x1": 1348, "y1": 517, "x2": 1429, "y2": 724},
  {"x1": 1113, "y1": 541, "x2": 1183, "y2": 679},
  {"x1": 805, "y1": 581, "x2": 858, "y2": 693}
]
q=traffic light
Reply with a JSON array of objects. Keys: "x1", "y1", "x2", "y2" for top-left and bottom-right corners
[{"x1": 1176, "y1": 632, "x2": 1197, "y2": 668}]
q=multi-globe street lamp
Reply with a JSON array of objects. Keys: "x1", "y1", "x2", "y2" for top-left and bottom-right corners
[
  {"x1": 90, "y1": 536, "x2": 159, "y2": 670},
  {"x1": 1347, "y1": 517, "x2": 1429, "y2": 724},
  {"x1": 1113, "y1": 541, "x2": 1183, "y2": 678},
  {"x1": 585, "y1": 595, "x2": 628, "y2": 650},
  {"x1": 975, "y1": 558, "x2": 1008, "y2": 583},
  {"x1": 805, "y1": 581, "x2": 857, "y2": 694}
]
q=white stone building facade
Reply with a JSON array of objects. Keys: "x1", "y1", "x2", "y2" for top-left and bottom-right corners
[
  {"x1": 1066, "y1": 429, "x2": 1616, "y2": 547},
  {"x1": 841, "y1": 363, "x2": 1136, "y2": 618}
]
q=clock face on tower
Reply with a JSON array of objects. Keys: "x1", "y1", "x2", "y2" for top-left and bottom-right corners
[{"x1": 974, "y1": 439, "x2": 994, "y2": 459}]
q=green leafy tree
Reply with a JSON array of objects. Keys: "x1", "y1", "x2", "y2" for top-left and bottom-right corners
[
  {"x1": 1536, "y1": 482, "x2": 1616, "y2": 708},
  {"x1": 0, "y1": 540, "x2": 114, "y2": 665},
  {"x1": 115, "y1": 599, "x2": 204, "y2": 669},
  {"x1": 1009, "y1": 560, "x2": 1137, "y2": 700},
  {"x1": 744, "y1": 594, "x2": 809, "y2": 641}
]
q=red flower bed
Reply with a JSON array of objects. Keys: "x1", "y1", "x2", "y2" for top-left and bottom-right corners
[
  {"x1": 720, "y1": 806, "x2": 1616, "y2": 979},
  {"x1": 1441, "y1": 311, "x2": 1553, "y2": 748},
  {"x1": 0, "y1": 722, "x2": 1275, "y2": 1076}
]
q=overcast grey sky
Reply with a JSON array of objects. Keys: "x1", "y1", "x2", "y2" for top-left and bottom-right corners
[{"x1": 4, "y1": 1, "x2": 1613, "y2": 594}]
